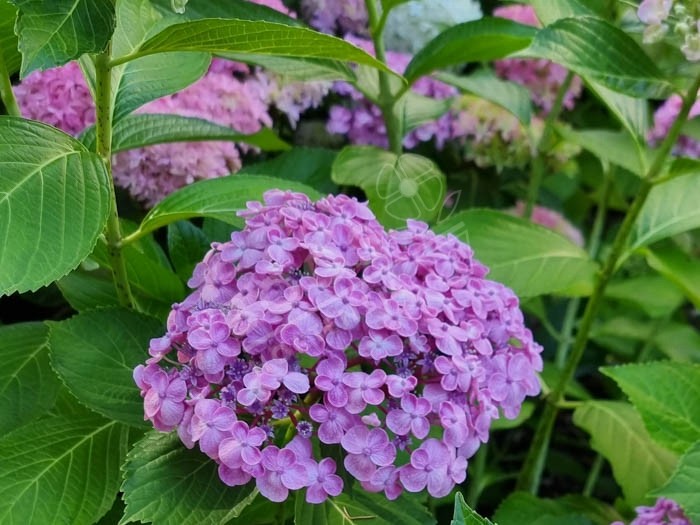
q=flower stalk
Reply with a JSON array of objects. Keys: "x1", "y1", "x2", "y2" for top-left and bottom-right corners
[
  {"x1": 0, "y1": 52, "x2": 20, "y2": 117},
  {"x1": 517, "y1": 72, "x2": 700, "y2": 494}
]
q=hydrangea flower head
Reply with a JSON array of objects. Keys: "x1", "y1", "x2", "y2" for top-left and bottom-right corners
[
  {"x1": 301, "y1": 0, "x2": 369, "y2": 36},
  {"x1": 134, "y1": 191, "x2": 543, "y2": 503},
  {"x1": 492, "y1": 4, "x2": 583, "y2": 113},
  {"x1": 611, "y1": 497, "x2": 691, "y2": 525},
  {"x1": 648, "y1": 94, "x2": 700, "y2": 157}
]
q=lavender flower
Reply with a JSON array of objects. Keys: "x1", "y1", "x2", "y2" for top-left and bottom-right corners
[
  {"x1": 301, "y1": 0, "x2": 369, "y2": 36},
  {"x1": 135, "y1": 191, "x2": 543, "y2": 503},
  {"x1": 611, "y1": 497, "x2": 692, "y2": 525},
  {"x1": 648, "y1": 93, "x2": 700, "y2": 157}
]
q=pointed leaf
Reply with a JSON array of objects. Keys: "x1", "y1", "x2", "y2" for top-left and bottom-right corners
[
  {"x1": 0, "y1": 0, "x2": 20, "y2": 75},
  {"x1": 12, "y1": 0, "x2": 115, "y2": 76},
  {"x1": 559, "y1": 127, "x2": 645, "y2": 176},
  {"x1": 217, "y1": 53, "x2": 355, "y2": 82},
  {"x1": 653, "y1": 323, "x2": 700, "y2": 363},
  {"x1": 0, "y1": 322, "x2": 60, "y2": 436},
  {"x1": 524, "y1": 17, "x2": 673, "y2": 99},
  {"x1": 530, "y1": 0, "x2": 599, "y2": 25},
  {"x1": 331, "y1": 146, "x2": 446, "y2": 229},
  {"x1": 631, "y1": 172, "x2": 700, "y2": 250},
  {"x1": 0, "y1": 117, "x2": 110, "y2": 296},
  {"x1": 586, "y1": 80, "x2": 649, "y2": 145},
  {"x1": 134, "y1": 174, "x2": 323, "y2": 238},
  {"x1": 0, "y1": 405, "x2": 135, "y2": 525},
  {"x1": 602, "y1": 362, "x2": 700, "y2": 454},
  {"x1": 605, "y1": 275, "x2": 684, "y2": 318},
  {"x1": 573, "y1": 401, "x2": 678, "y2": 506},
  {"x1": 404, "y1": 17, "x2": 536, "y2": 83},
  {"x1": 168, "y1": 220, "x2": 211, "y2": 282},
  {"x1": 494, "y1": 492, "x2": 590, "y2": 525},
  {"x1": 434, "y1": 209, "x2": 597, "y2": 297},
  {"x1": 645, "y1": 244, "x2": 700, "y2": 309},
  {"x1": 49, "y1": 308, "x2": 163, "y2": 428},
  {"x1": 57, "y1": 269, "x2": 120, "y2": 312},
  {"x1": 651, "y1": 440, "x2": 700, "y2": 524},
  {"x1": 453, "y1": 492, "x2": 495, "y2": 525},
  {"x1": 121, "y1": 431, "x2": 258, "y2": 524}
]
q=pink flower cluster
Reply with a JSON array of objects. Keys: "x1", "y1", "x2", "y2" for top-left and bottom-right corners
[
  {"x1": 508, "y1": 201, "x2": 584, "y2": 247},
  {"x1": 492, "y1": 5, "x2": 582, "y2": 114},
  {"x1": 648, "y1": 93, "x2": 700, "y2": 157},
  {"x1": 611, "y1": 497, "x2": 691, "y2": 525},
  {"x1": 327, "y1": 36, "x2": 459, "y2": 149},
  {"x1": 301, "y1": 0, "x2": 369, "y2": 36},
  {"x1": 134, "y1": 191, "x2": 543, "y2": 503}
]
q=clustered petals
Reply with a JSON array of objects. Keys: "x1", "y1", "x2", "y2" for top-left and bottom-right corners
[
  {"x1": 611, "y1": 497, "x2": 692, "y2": 525},
  {"x1": 134, "y1": 191, "x2": 542, "y2": 504}
]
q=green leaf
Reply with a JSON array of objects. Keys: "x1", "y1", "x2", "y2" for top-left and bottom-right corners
[
  {"x1": 48, "y1": 308, "x2": 163, "y2": 428},
  {"x1": 631, "y1": 172, "x2": 700, "y2": 250},
  {"x1": 134, "y1": 174, "x2": 323, "y2": 239},
  {"x1": 171, "y1": 0, "x2": 188, "y2": 14},
  {"x1": 494, "y1": 492, "x2": 591, "y2": 525},
  {"x1": 437, "y1": 69, "x2": 532, "y2": 124},
  {"x1": 404, "y1": 17, "x2": 536, "y2": 83},
  {"x1": 168, "y1": 220, "x2": 211, "y2": 282},
  {"x1": 80, "y1": 114, "x2": 290, "y2": 154},
  {"x1": 586, "y1": 80, "x2": 649, "y2": 145},
  {"x1": 122, "y1": 18, "x2": 397, "y2": 79},
  {"x1": 530, "y1": 0, "x2": 599, "y2": 25},
  {"x1": 559, "y1": 127, "x2": 645, "y2": 176},
  {"x1": 452, "y1": 492, "x2": 495, "y2": 525},
  {"x1": 524, "y1": 17, "x2": 673, "y2": 99},
  {"x1": 328, "y1": 491, "x2": 435, "y2": 525},
  {"x1": 0, "y1": 322, "x2": 60, "y2": 436},
  {"x1": 217, "y1": 53, "x2": 356, "y2": 82},
  {"x1": 121, "y1": 431, "x2": 258, "y2": 524},
  {"x1": 150, "y1": 0, "x2": 303, "y2": 26},
  {"x1": 57, "y1": 268, "x2": 120, "y2": 312},
  {"x1": 434, "y1": 210, "x2": 597, "y2": 297},
  {"x1": 381, "y1": 0, "x2": 410, "y2": 13},
  {"x1": 605, "y1": 275, "x2": 684, "y2": 318},
  {"x1": 0, "y1": 0, "x2": 20, "y2": 75},
  {"x1": 331, "y1": 146, "x2": 446, "y2": 229},
  {"x1": 0, "y1": 117, "x2": 110, "y2": 296},
  {"x1": 653, "y1": 323, "x2": 700, "y2": 363},
  {"x1": 490, "y1": 401, "x2": 535, "y2": 431},
  {"x1": 651, "y1": 440, "x2": 700, "y2": 524},
  {"x1": 0, "y1": 405, "x2": 135, "y2": 525},
  {"x1": 396, "y1": 91, "x2": 453, "y2": 134},
  {"x1": 645, "y1": 244, "x2": 700, "y2": 309},
  {"x1": 573, "y1": 401, "x2": 678, "y2": 506},
  {"x1": 602, "y1": 362, "x2": 700, "y2": 454},
  {"x1": 239, "y1": 147, "x2": 338, "y2": 194},
  {"x1": 12, "y1": 0, "x2": 115, "y2": 76}
]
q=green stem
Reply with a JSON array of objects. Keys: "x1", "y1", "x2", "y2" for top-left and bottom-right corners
[
  {"x1": 95, "y1": 50, "x2": 134, "y2": 309},
  {"x1": 524, "y1": 71, "x2": 574, "y2": 219},
  {"x1": 0, "y1": 52, "x2": 20, "y2": 117},
  {"x1": 365, "y1": 0, "x2": 403, "y2": 154},
  {"x1": 516, "y1": 72, "x2": 700, "y2": 494},
  {"x1": 582, "y1": 454, "x2": 604, "y2": 497}
]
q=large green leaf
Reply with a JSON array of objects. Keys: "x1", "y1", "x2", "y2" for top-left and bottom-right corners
[
  {"x1": 605, "y1": 275, "x2": 684, "y2": 318},
  {"x1": 651, "y1": 440, "x2": 700, "y2": 524},
  {"x1": 530, "y1": 0, "x2": 599, "y2": 25},
  {"x1": 645, "y1": 244, "x2": 700, "y2": 309},
  {"x1": 653, "y1": 322, "x2": 700, "y2": 363},
  {"x1": 602, "y1": 362, "x2": 700, "y2": 454},
  {"x1": 524, "y1": 17, "x2": 673, "y2": 99},
  {"x1": 586, "y1": 80, "x2": 649, "y2": 146},
  {"x1": 331, "y1": 146, "x2": 446, "y2": 229},
  {"x1": 0, "y1": 0, "x2": 20, "y2": 75},
  {"x1": 0, "y1": 404, "x2": 135, "y2": 525},
  {"x1": 217, "y1": 53, "x2": 355, "y2": 82},
  {"x1": 121, "y1": 431, "x2": 258, "y2": 524},
  {"x1": 573, "y1": 401, "x2": 678, "y2": 506},
  {"x1": 57, "y1": 268, "x2": 120, "y2": 312},
  {"x1": 437, "y1": 69, "x2": 532, "y2": 124},
  {"x1": 0, "y1": 322, "x2": 60, "y2": 436},
  {"x1": 404, "y1": 17, "x2": 536, "y2": 83},
  {"x1": 494, "y1": 492, "x2": 591, "y2": 525},
  {"x1": 0, "y1": 117, "x2": 110, "y2": 296},
  {"x1": 133, "y1": 174, "x2": 323, "y2": 239},
  {"x1": 559, "y1": 127, "x2": 645, "y2": 176},
  {"x1": 452, "y1": 492, "x2": 495, "y2": 525},
  {"x1": 631, "y1": 172, "x2": 700, "y2": 250},
  {"x1": 80, "y1": 114, "x2": 290, "y2": 154},
  {"x1": 12, "y1": 0, "x2": 115, "y2": 77},
  {"x1": 49, "y1": 308, "x2": 163, "y2": 428},
  {"x1": 434, "y1": 210, "x2": 597, "y2": 297},
  {"x1": 150, "y1": 0, "x2": 302, "y2": 26},
  {"x1": 118, "y1": 18, "x2": 396, "y2": 79}
]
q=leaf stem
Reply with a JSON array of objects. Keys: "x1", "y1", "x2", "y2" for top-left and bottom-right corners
[
  {"x1": 95, "y1": 50, "x2": 134, "y2": 308},
  {"x1": 0, "y1": 52, "x2": 20, "y2": 117},
  {"x1": 582, "y1": 454, "x2": 604, "y2": 497},
  {"x1": 524, "y1": 71, "x2": 574, "y2": 219},
  {"x1": 516, "y1": 72, "x2": 700, "y2": 494},
  {"x1": 365, "y1": 0, "x2": 403, "y2": 155}
]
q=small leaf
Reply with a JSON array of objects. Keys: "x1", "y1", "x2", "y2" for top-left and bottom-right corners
[
  {"x1": 135, "y1": 175, "x2": 323, "y2": 238},
  {"x1": 168, "y1": 220, "x2": 211, "y2": 282},
  {"x1": 121, "y1": 431, "x2": 258, "y2": 525},
  {"x1": 631, "y1": 171, "x2": 700, "y2": 250},
  {"x1": 645, "y1": 244, "x2": 700, "y2": 309},
  {"x1": 524, "y1": 17, "x2": 673, "y2": 98},
  {"x1": 602, "y1": 362, "x2": 700, "y2": 454},
  {"x1": 452, "y1": 492, "x2": 495, "y2": 525},
  {"x1": 0, "y1": 117, "x2": 110, "y2": 296},
  {"x1": 573, "y1": 401, "x2": 678, "y2": 506},
  {"x1": 653, "y1": 323, "x2": 700, "y2": 363},
  {"x1": 605, "y1": 275, "x2": 684, "y2": 318},
  {"x1": 329, "y1": 491, "x2": 435, "y2": 525},
  {"x1": 434, "y1": 210, "x2": 597, "y2": 297},
  {"x1": 0, "y1": 0, "x2": 20, "y2": 75},
  {"x1": 395, "y1": 91, "x2": 453, "y2": 134},
  {"x1": 494, "y1": 492, "x2": 590, "y2": 525},
  {"x1": 381, "y1": 0, "x2": 410, "y2": 13},
  {"x1": 404, "y1": 17, "x2": 536, "y2": 83},
  {"x1": 530, "y1": 0, "x2": 599, "y2": 26},
  {"x1": 437, "y1": 69, "x2": 532, "y2": 124},
  {"x1": 80, "y1": 114, "x2": 290, "y2": 153},
  {"x1": 559, "y1": 127, "x2": 645, "y2": 176},
  {"x1": 57, "y1": 268, "x2": 120, "y2": 312},
  {"x1": 49, "y1": 308, "x2": 163, "y2": 427},
  {"x1": 0, "y1": 322, "x2": 60, "y2": 436},
  {"x1": 12, "y1": 0, "x2": 116, "y2": 76},
  {"x1": 651, "y1": 440, "x2": 700, "y2": 524},
  {"x1": 331, "y1": 146, "x2": 446, "y2": 228},
  {"x1": 0, "y1": 404, "x2": 135, "y2": 525},
  {"x1": 586, "y1": 80, "x2": 649, "y2": 146}
]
